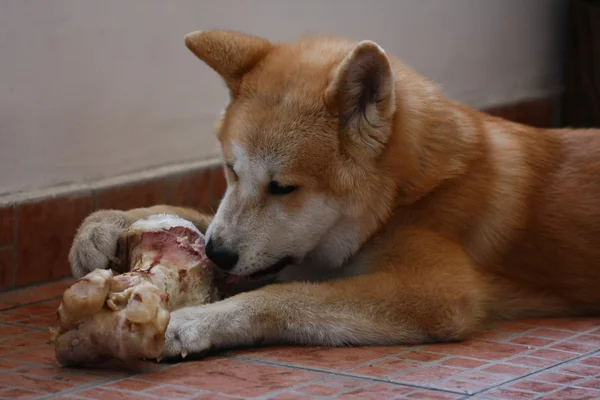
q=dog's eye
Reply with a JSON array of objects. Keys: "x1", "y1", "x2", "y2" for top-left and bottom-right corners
[
  {"x1": 268, "y1": 181, "x2": 298, "y2": 196},
  {"x1": 226, "y1": 163, "x2": 237, "y2": 179}
]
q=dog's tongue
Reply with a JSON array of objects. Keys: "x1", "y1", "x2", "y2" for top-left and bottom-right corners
[{"x1": 225, "y1": 274, "x2": 243, "y2": 285}]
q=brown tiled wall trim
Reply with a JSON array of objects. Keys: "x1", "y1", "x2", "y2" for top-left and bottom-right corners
[
  {"x1": 0, "y1": 95, "x2": 562, "y2": 291},
  {"x1": 483, "y1": 95, "x2": 562, "y2": 129}
]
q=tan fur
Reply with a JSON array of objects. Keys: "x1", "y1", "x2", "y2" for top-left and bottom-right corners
[{"x1": 70, "y1": 30, "x2": 600, "y2": 357}]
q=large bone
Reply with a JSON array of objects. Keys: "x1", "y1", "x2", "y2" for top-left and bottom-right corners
[{"x1": 50, "y1": 214, "x2": 216, "y2": 366}]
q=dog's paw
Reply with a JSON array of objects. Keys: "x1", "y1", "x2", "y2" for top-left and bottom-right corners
[
  {"x1": 161, "y1": 307, "x2": 213, "y2": 360},
  {"x1": 68, "y1": 210, "x2": 129, "y2": 278}
]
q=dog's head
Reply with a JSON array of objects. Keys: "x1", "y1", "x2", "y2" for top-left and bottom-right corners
[{"x1": 185, "y1": 30, "x2": 400, "y2": 278}]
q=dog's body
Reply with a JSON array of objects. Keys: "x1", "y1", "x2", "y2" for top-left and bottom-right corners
[{"x1": 69, "y1": 31, "x2": 600, "y2": 358}]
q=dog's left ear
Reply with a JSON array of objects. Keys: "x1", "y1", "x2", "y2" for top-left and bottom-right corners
[
  {"x1": 185, "y1": 30, "x2": 272, "y2": 96},
  {"x1": 324, "y1": 41, "x2": 396, "y2": 155}
]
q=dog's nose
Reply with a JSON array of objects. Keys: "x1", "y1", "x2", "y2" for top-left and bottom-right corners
[{"x1": 205, "y1": 238, "x2": 239, "y2": 271}]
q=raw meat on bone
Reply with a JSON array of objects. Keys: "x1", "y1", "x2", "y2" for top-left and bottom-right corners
[{"x1": 50, "y1": 214, "x2": 216, "y2": 366}]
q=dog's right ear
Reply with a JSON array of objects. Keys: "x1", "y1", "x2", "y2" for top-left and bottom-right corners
[{"x1": 185, "y1": 30, "x2": 272, "y2": 96}]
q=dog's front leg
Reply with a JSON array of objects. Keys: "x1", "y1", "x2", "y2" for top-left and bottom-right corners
[{"x1": 162, "y1": 263, "x2": 486, "y2": 358}]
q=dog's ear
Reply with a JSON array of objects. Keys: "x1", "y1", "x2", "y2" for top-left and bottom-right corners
[
  {"x1": 324, "y1": 41, "x2": 396, "y2": 155},
  {"x1": 185, "y1": 30, "x2": 272, "y2": 96}
]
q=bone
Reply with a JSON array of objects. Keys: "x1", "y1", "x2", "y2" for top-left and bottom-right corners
[{"x1": 50, "y1": 214, "x2": 217, "y2": 366}]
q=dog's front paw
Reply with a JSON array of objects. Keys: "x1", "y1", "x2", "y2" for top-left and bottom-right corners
[
  {"x1": 68, "y1": 210, "x2": 130, "y2": 278},
  {"x1": 161, "y1": 307, "x2": 214, "y2": 360}
]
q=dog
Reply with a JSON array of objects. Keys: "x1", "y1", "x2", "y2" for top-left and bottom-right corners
[{"x1": 69, "y1": 30, "x2": 600, "y2": 359}]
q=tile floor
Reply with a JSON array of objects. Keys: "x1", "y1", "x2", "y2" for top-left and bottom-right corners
[{"x1": 0, "y1": 280, "x2": 599, "y2": 400}]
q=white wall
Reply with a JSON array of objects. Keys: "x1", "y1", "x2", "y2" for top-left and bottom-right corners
[{"x1": 0, "y1": 0, "x2": 568, "y2": 195}]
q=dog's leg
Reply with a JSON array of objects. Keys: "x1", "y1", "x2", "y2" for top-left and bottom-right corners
[
  {"x1": 162, "y1": 233, "x2": 487, "y2": 357},
  {"x1": 69, "y1": 205, "x2": 213, "y2": 278}
]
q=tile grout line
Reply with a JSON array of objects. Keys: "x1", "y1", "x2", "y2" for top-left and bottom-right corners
[
  {"x1": 470, "y1": 348, "x2": 600, "y2": 397},
  {"x1": 0, "y1": 296, "x2": 62, "y2": 312},
  {"x1": 0, "y1": 321, "x2": 49, "y2": 332},
  {"x1": 231, "y1": 354, "x2": 467, "y2": 396}
]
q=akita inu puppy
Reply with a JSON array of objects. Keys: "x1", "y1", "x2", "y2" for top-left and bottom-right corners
[{"x1": 69, "y1": 30, "x2": 600, "y2": 359}]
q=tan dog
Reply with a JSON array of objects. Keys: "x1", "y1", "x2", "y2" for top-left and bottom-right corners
[{"x1": 69, "y1": 30, "x2": 600, "y2": 359}]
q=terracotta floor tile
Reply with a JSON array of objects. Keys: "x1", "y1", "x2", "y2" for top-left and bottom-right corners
[
  {"x1": 345, "y1": 365, "x2": 396, "y2": 378},
  {"x1": 0, "y1": 332, "x2": 50, "y2": 355},
  {"x1": 0, "y1": 280, "x2": 73, "y2": 309},
  {"x1": 267, "y1": 394, "x2": 314, "y2": 400},
  {"x1": 441, "y1": 357, "x2": 487, "y2": 369},
  {"x1": 237, "y1": 346, "x2": 396, "y2": 370},
  {"x1": 12, "y1": 314, "x2": 57, "y2": 328},
  {"x1": 581, "y1": 355, "x2": 600, "y2": 367},
  {"x1": 425, "y1": 340, "x2": 528, "y2": 361},
  {"x1": 391, "y1": 364, "x2": 460, "y2": 385},
  {"x1": 572, "y1": 334, "x2": 600, "y2": 346},
  {"x1": 297, "y1": 383, "x2": 342, "y2": 396},
  {"x1": 137, "y1": 358, "x2": 322, "y2": 397},
  {"x1": 0, "y1": 372, "x2": 73, "y2": 394},
  {"x1": 510, "y1": 379, "x2": 561, "y2": 393},
  {"x1": 534, "y1": 372, "x2": 583, "y2": 384},
  {"x1": 5, "y1": 346, "x2": 58, "y2": 366},
  {"x1": 440, "y1": 379, "x2": 490, "y2": 394},
  {"x1": 0, "y1": 359, "x2": 22, "y2": 371},
  {"x1": 509, "y1": 336, "x2": 555, "y2": 347},
  {"x1": 462, "y1": 371, "x2": 509, "y2": 383},
  {"x1": 0, "y1": 387, "x2": 43, "y2": 399},
  {"x1": 482, "y1": 364, "x2": 532, "y2": 376},
  {"x1": 335, "y1": 383, "x2": 414, "y2": 400},
  {"x1": 14, "y1": 366, "x2": 65, "y2": 378},
  {"x1": 369, "y1": 357, "x2": 421, "y2": 370},
  {"x1": 53, "y1": 372, "x2": 106, "y2": 385},
  {"x1": 508, "y1": 356, "x2": 558, "y2": 368},
  {"x1": 538, "y1": 386, "x2": 600, "y2": 399},
  {"x1": 0, "y1": 325, "x2": 37, "y2": 338},
  {"x1": 106, "y1": 378, "x2": 158, "y2": 391},
  {"x1": 191, "y1": 395, "x2": 244, "y2": 400},
  {"x1": 529, "y1": 328, "x2": 577, "y2": 340},
  {"x1": 575, "y1": 378, "x2": 600, "y2": 390},
  {"x1": 529, "y1": 348, "x2": 578, "y2": 361},
  {"x1": 146, "y1": 384, "x2": 200, "y2": 398},
  {"x1": 406, "y1": 389, "x2": 463, "y2": 399},
  {"x1": 483, "y1": 387, "x2": 538, "y2": 399},
  {"x1": 8, "y1": 303, "x2": 57, "y2": 316},
  {"x1": 75, "y1": 387, "x2": 155, "y2": 399},
  {"x1": 555, "y1": 363, "x2": 600, "y2": 377},
  {"x1": 401, "y1": 351, "x2": 447, "y2": 362},
  {"x1": 550, "y1": 341, "x2": 598, "y2": 354}
]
